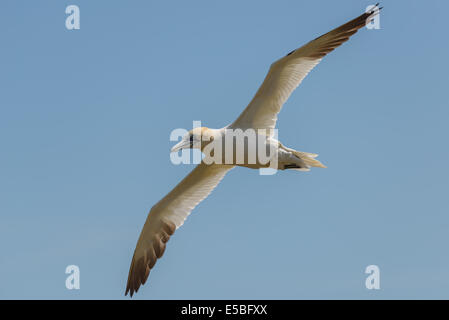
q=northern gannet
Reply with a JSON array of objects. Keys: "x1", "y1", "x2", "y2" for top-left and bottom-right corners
[{"x1": 125, "y1": 6, "x2": 381, "y2": 296}]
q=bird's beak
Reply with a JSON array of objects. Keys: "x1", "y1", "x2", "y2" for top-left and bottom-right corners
[{"x1": 171, "y1": 139, "x2": 191, "y2": 152}]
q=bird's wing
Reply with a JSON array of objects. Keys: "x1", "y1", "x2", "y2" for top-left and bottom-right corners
[
  {"x1": 230, "y1": 6, "x2": 381, "y2": 132},
  {"x1": 125, "y1": 163, "x2": 233, "y2": 297}
]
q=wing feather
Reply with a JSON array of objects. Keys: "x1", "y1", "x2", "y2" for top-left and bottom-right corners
[
  {"x1": 231, "y1": 6, "x2": 381, "y2": 131},
  {"x1": 125, "y1": 163, "x2": 233, "y2": 296}
]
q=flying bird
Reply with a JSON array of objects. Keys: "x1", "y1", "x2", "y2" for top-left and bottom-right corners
[{"x1": 125, "y1": 6, "x2": 381, "y2": 296}]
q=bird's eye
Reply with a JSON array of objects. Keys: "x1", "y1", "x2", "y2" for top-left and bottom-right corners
[{"x1": 189, "y1": 135, "x2": 194, "y2": 142}]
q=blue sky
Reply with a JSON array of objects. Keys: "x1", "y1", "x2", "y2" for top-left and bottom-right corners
[{"x1": 1, "y1": 0, "x2": 448, "y2": 299}]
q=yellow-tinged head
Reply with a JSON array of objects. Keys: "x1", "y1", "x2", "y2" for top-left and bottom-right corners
[{"x1": 170, "y1": 127, "x2": 215, "y2": 152}]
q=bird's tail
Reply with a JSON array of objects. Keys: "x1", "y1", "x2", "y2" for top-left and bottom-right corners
[
  {"x1": 278, "y1": 143, "x2": 327, "y2": 171},
  {"x1": 292, "y1": 151, "x2": 327, "y2": 169}
]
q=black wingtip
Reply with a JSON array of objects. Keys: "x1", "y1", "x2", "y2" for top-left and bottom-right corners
[
  {"x1": 367, "y1": 3, "x2": 382, "y2": 16},
  {"x1": 125, "y1": 289, "x2": 134, "y2": 298},
  {"x1": 125, "y1": 286, "x2": 134, "y2": 298},
  {"x1": 370, "y1": 3, "x2": 381, "y2": 10}
]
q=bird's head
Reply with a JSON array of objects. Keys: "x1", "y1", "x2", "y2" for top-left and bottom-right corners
[{"x1": 171, "y1": 127, "x2": 215, "y2": 152}]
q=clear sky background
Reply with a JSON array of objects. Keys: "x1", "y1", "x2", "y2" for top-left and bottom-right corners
[{"x1": 1, "y1": 0, "x2": 448, "y2": 299}]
